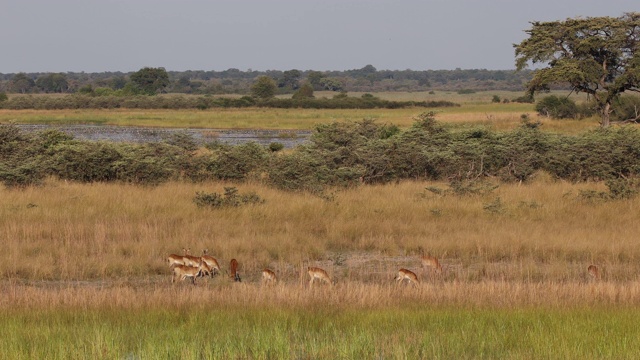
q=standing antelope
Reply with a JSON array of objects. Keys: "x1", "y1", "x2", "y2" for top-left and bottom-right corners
[
  {"x1": 262, "y1": 268, "x2": 277, "y2": 284},
  {"x1": 182, "y1": 248, "x2": 202, "y2": 268},
  {"x1": 229, "y1": 259, "x2": 241, "y2": 282},
  {"x1": 421, "y1": 254, "x2": 443, "y2": 274},
  {"x1": 167, "y1": 248, "x2": 189, "y2": 268},
  {"x1": 308, "y1": 267, "x2": 332, "y2": 287},
  {"x1": 395, "y1": 268, "x2": 419, "y2": 287},
  {"x1": 201, "y1": 249, "x2": 221, "y2": 276},
  {"x1": 171, "y1": 261, "x2": 207, "y2": 285},
  {"x1": 587, "y1": 265, "x2": 600, "y2": 280}
]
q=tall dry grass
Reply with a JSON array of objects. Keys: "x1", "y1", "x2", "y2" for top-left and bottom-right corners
[{"x1": 2, "y1": 176, "x2": 639, "y2": 285}]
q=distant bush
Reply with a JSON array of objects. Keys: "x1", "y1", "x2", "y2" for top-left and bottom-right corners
[
  {"x1": 512, "y1": 93, "x2": 535, "y2": 103},
  {"x1": 535, "y1": 95, "x2": 579, "y2": 119},
  {"x1": 193, "y1": 187, "x2": 264, "y2": 208}
]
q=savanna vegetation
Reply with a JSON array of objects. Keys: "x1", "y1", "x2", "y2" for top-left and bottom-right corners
[{"x1": 2, "y1": 12, "x2": 640, "y2": 356}]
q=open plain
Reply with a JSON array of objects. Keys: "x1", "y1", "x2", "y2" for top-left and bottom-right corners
[{"x1": 1, "y1": 92, "x2": 639, "y2": 358}]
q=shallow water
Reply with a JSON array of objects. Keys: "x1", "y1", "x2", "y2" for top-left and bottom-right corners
[{"x1": 17, "y1": 124, "x2": 311, "y2": 148}]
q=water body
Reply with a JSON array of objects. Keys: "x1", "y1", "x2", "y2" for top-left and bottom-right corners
[{"x1": 16, "y1": 125, "x2": 312, "y2": 148}]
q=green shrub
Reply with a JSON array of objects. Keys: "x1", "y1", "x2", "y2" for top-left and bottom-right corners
[
  {"x1": 193, "y1": 187, "x2": 264, "y2": 208},
  {"x1": 535, "y1": 95, "x2": 579, "y2": 119}
]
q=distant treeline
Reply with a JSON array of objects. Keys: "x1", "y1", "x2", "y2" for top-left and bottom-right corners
[
  {"x1": 0, "y1": 93, "x2": 459, "y2": 110},
  {"x1": 2, "y1": 114, "x2": 639, "y2": 199},
  {"x1": 0, "y1": 65, "x2": 532, "y2": 95}
]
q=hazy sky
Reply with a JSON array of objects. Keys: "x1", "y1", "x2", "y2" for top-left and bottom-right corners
[{"x1": 0, "y1": 0, "x2": 636, "y2": 73}]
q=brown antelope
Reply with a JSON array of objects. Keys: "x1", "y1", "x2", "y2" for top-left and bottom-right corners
[
  {"x1": 201, "y1": 249, "x2": 221, "y2": 276},
  {"x1": 587, "y1": 265, "x2": 600, "y2": 280},
  {"x1": 171, "y1": 261, "x2": 207, "y2": 285},
  {"x1": 262, "y1": 268, "x2": 277, "y2": 284},
  {"x1": 308, "y1": 267, "x2": 331, "y2": 287},
  {"x1": 395, "y1": 268, "x2": 419, "y2": 287},
  {"x1": 229, "y1": 259, "x2": 241, "y2": 282},
  {"x1": 182, "y1": 248, "x2": 202, "y2": 268},
  {"x1": 421, "y1": 254, "x2": 443, "y2": 275},
  {"x1": 167, "y1": 248, "x2": 189, "y2": 268}
]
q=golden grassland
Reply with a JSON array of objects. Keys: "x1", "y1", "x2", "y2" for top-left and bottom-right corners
[
  {"x1": 0, "y1": 90, "x2": 602, "y2": 132},
  {"x1": 1, "y1": 97, "x2": 636, "y2": 358},
  {"x1": 2, "y1": 177, "x2": 640, "y2": 358},
  {"x1": 2, "y1": 176, "x2": 639, "y2": 307}
]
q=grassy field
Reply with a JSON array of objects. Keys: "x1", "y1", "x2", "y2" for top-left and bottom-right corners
[
  {"x1": 2, "y1": 306, "x2": 639, "y2": 359},
  {"x1": 1, "y1": 95, "x2": 634, "y2": 358},
  {"x1": 0, "y1": 90, "x2": 601, "y2": 133}
]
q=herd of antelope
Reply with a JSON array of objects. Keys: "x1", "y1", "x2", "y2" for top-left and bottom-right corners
[{"x1": 167, "y1": 249, "x2": 603, "y2": 286}]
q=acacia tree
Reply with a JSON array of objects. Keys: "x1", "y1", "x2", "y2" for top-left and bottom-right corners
[{"x1": 514, "y1": 12, "x2": 640, "y2": 127}]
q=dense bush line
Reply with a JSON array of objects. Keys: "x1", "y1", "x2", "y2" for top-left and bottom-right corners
[
  {"x1": 2, "y1": 114, "x2": 640, "y2": 193},
  {"x1": 0, "y1": 94, "x2": 457, "y2": 110}
]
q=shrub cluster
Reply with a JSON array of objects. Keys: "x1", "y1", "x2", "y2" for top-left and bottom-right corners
[
  {"x1": 535, "y1": 95, "x2": 595, "y2": 119},
  {"x1": 3, "y1": 116, "x2": 640, "y2": 195},
  {"x1": 193, "y1": 187, "x2": 264, "y2": 208}
]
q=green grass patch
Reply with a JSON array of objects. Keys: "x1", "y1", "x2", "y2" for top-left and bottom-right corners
[{"x1": 2, "y1": 307, "x2": 638, "y2": 359}]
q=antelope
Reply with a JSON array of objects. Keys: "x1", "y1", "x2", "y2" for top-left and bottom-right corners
[
  {"x1": 182, "y1": 248, "x2": 202, "y2": 268},
  {"x1": 395, "y1": 268, "x2": 419, "y2": 287},
  {"x1": 201, "y1": 249, "x2": 221, "y2": 276},
  {"x1": 171, "y1": 261, "x2": 207, "y2": 285},
  {"x1": 421, "y1": 254, "x2": 443, "y2": 274},
  {"x1": 167, "y1": 248, "x2": 189, "y2": 268},
  {"x1": 262, "y1": 268, "x2": 277, "y2": 284},
  {"x1": 308, "y1": 267, "x2": 331, "y2": 287},
  {"x1": 229, "y1": 259, "x2": 241, "y2": 282},
  {"x1": 587, "y1": 265, "x2": 600, "y2": 280}
]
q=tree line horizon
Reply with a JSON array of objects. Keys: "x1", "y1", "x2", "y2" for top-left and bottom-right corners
[{"x1": 0, "y1": 65, "x2": 534, "y2": 95}]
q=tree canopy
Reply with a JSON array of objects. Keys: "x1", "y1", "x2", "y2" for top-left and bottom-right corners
[
  {"x1": 130, "y1": 67, "x2": 170, "y2": 95},
  {"x1": 251, "y1": 76, "x2": 277, "y2": 100},
  {"x1": 514, "y1": 12, "x2": 640, "y2": 127}
]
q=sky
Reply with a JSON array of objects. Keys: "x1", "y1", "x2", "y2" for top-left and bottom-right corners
[{"x1": 0, "y1": 0, "x2": 637, "y2": 73}]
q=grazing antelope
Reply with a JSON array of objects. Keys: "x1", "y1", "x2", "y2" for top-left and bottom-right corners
[
  {"x1": 171, "y1": 261, "x2": 207, "y2": 285},
  {"x1": 587, "y1": 265, "x2": 600, "y2": 280},
  {"x1": 262, "y1": 268, "x2": 277, "y2": 284},
  {"x1": 201, "y1": 249, "x2": 221, "y2": 276},
  {"x1": 229, "y1": 259, "x2": 241, "y2": 282},
  {"x1": 421, "y1": 254, "x2": 443, "y2": 274},
  {"x1": 395, "y1": 268, "x2": 419, "y2": 287},
  {"x1": 167, "y1": 248, "x2": 189, "y2": 268},
  {"x1": 308, "y1": 267, "x2": 331, "y2": 287}
]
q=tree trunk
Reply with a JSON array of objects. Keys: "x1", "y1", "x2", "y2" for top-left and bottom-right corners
[{"x1": 601, "y1": 102, "x2": 611, "y2": 127}]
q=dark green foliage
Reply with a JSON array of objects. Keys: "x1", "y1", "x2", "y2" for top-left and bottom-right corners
[
  {"x1": 291, "y1": 82, "x2": 314, "y2": 99},
  {"x1": 514, "y1": 12, "x2": 640, "y2": 127},
  {"x1": 268, "y1": 142, "x2": 284, "y2": 152},
  {"x1": 200, "y1": 142, "x2": 269, "y2": 181},
  {"x1": 4, "y1": 119, "x2": 640, "y2": 197},
  {"x1": 130, "y1": 67, "x2": 170, "y2": 95},
  {"x1": 535, "y1": 95, "x2": 581, "y2": 119},
  {"x1": 193, "y1": 187, "x2": 264, "y2": 208},
  {"x1": 611, "y1": 95, "x2": 640, "y2": 123},
  {"x1": 251, "y1": 76, "x2": 277, "y2": 100},
  {"x1": 0, "y1": 93, "x2": 458, "y2": 110}
]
